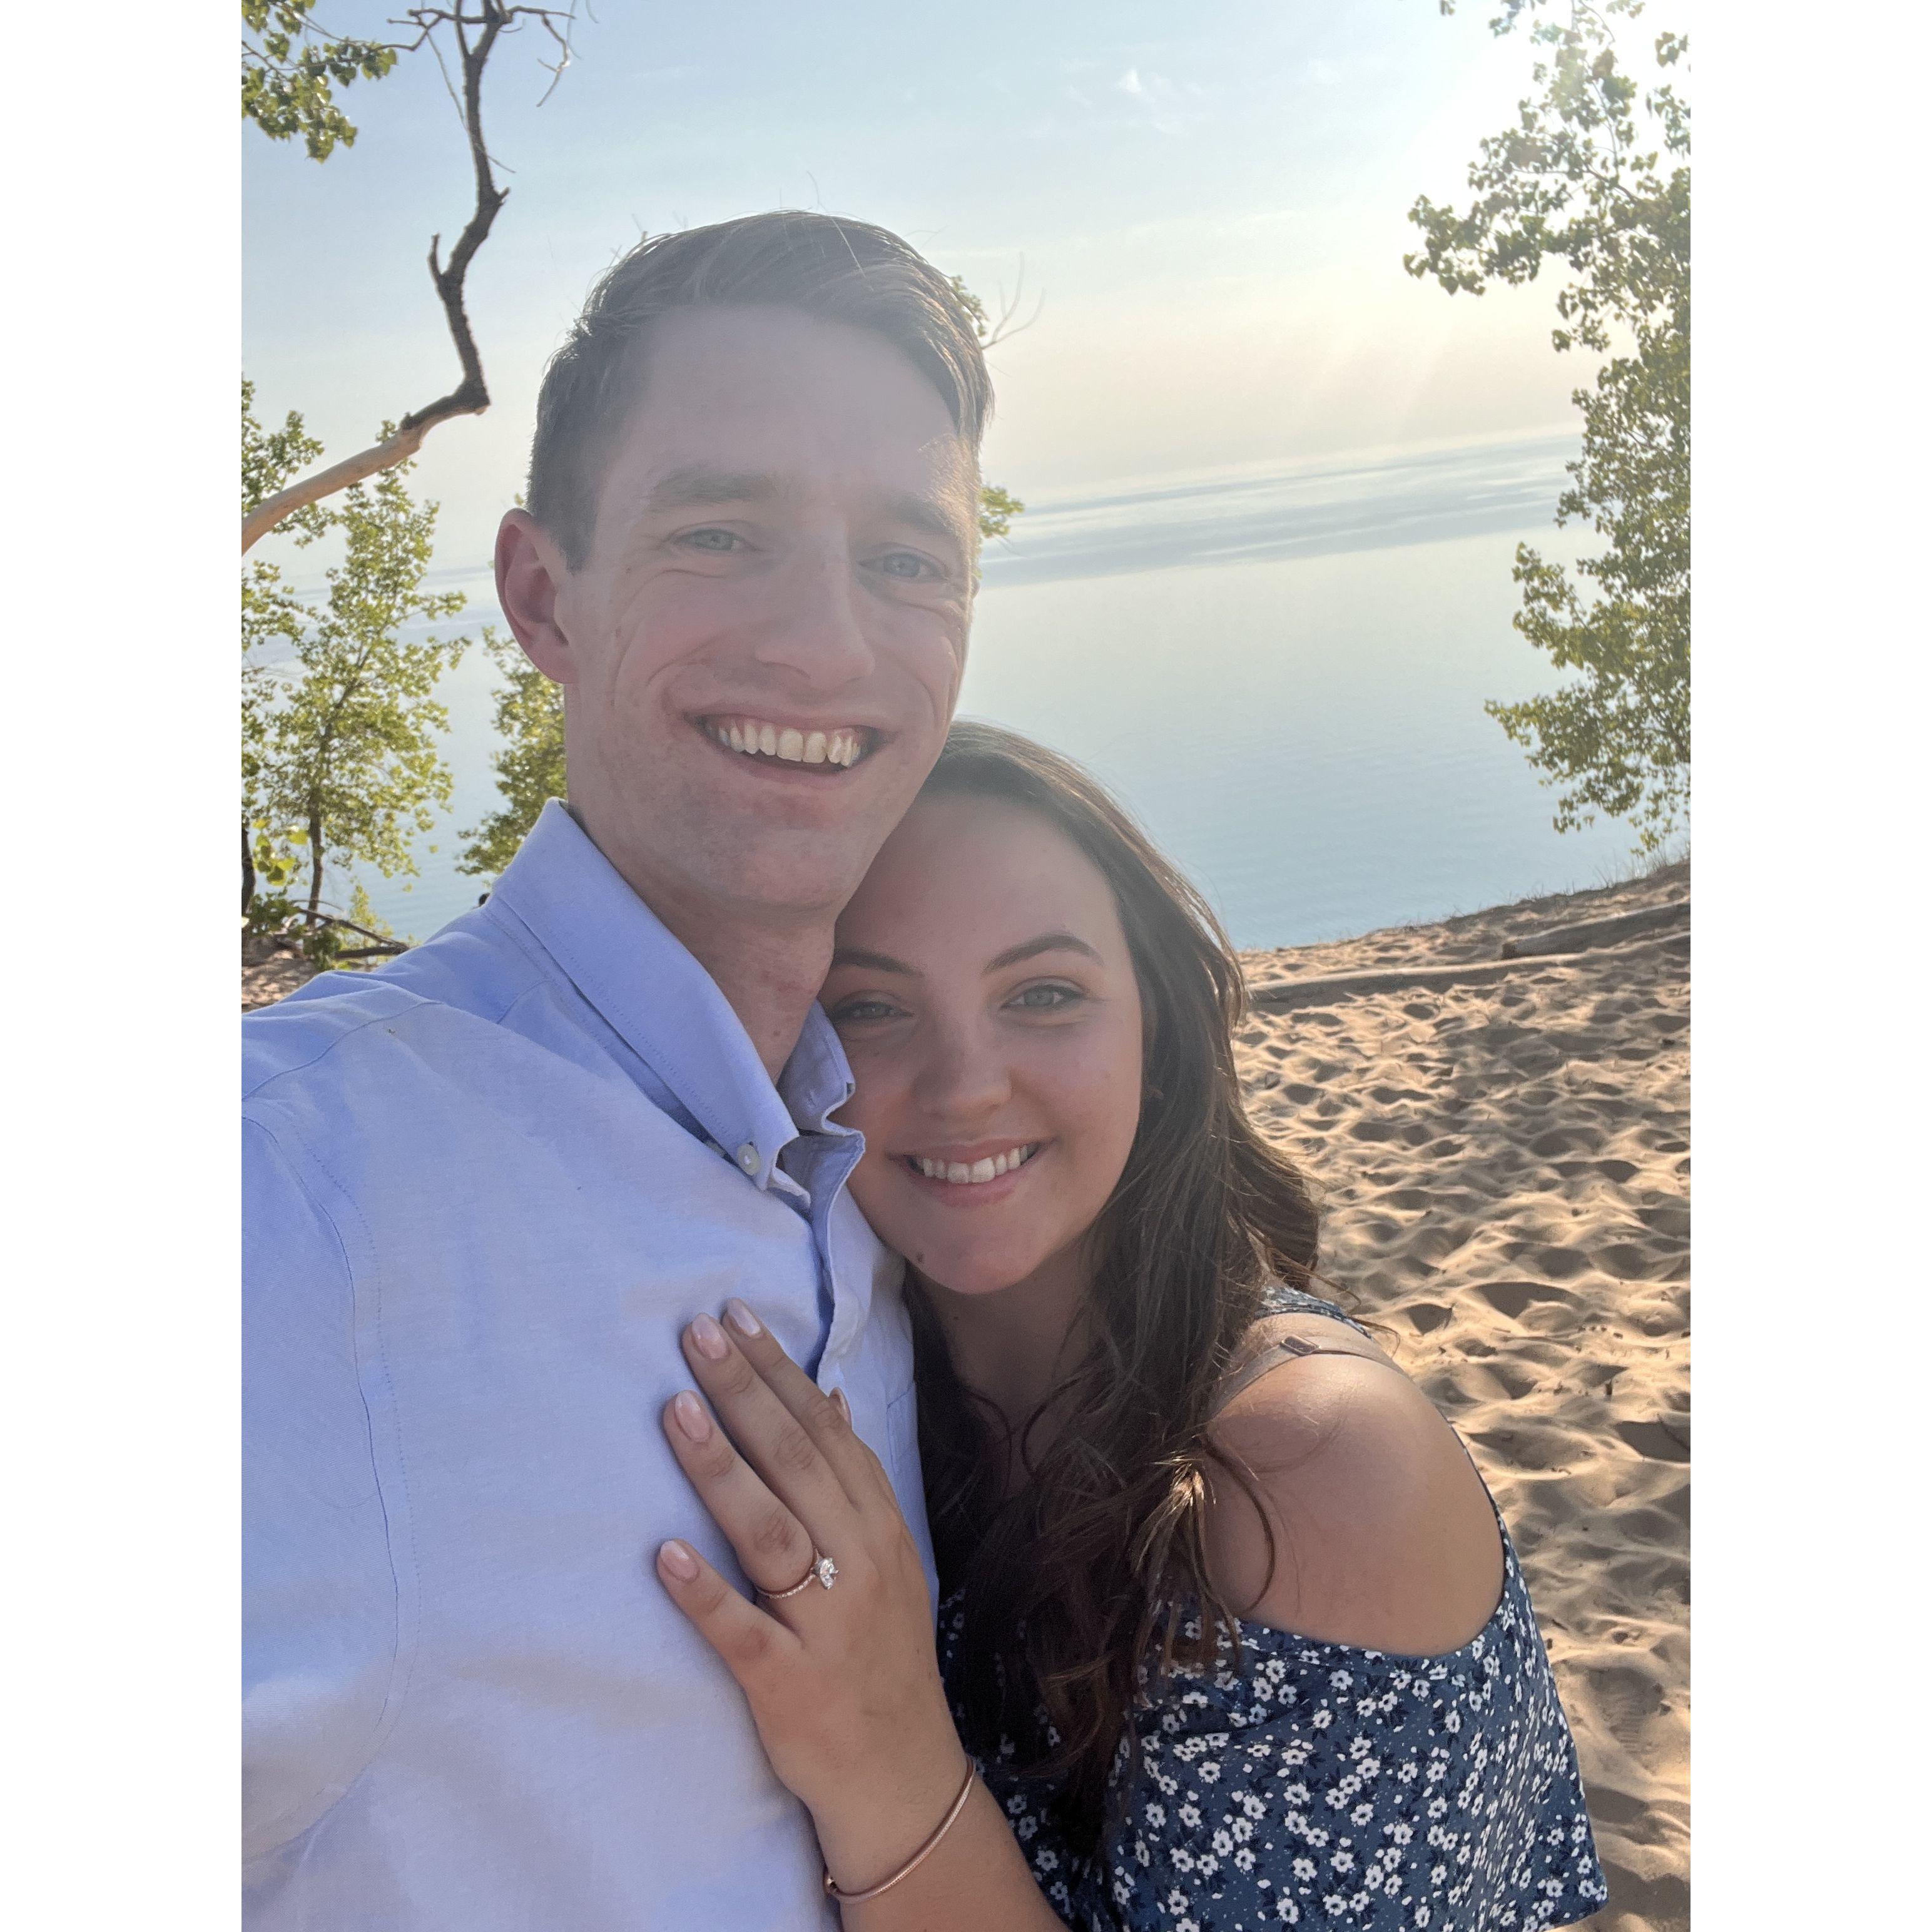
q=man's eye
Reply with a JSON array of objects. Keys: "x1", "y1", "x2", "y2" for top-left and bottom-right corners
[
  {"x1": 679, "y1": 528, "x2": 742, "y2": 552},
  {"x1": 875, "y1": 550, "x2": 940, "y2": 582}
]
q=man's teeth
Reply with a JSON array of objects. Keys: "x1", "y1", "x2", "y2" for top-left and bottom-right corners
[
  {"x1": 707, "y1": 717, "x2": 865, "y2": 768},
  {"x1": 910, "y1": 1144, "x2": 1040, "y2": 1185}
]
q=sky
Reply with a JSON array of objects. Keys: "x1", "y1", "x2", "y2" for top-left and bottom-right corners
[
  {"x1": 240, "y1": 0, "x2": 1671, "y2": 948},
  {"x1": 243, "y1": 0, "x2": 1600, "y2": 572}
]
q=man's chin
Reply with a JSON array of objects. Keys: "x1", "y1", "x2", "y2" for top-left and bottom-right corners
[
  {"x1": 581, "y1": 745, "x2": 917, "y2": 925},
  {"x1": 672, "y1": 827, "x2": 882, "y2": 926}
]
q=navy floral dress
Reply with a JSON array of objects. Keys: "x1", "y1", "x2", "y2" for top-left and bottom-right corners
[{"x1": 937, "y1": 1296, "x2": 1608, "y2": 1931}]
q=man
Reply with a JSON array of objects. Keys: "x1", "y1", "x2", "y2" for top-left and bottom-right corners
[{"x1": 243, "y1": 212, "x2": 992, "y2": 1928}]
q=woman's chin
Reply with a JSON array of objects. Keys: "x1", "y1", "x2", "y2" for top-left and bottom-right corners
[{"x1": 901, "y1": 1247, "x2": 1044, "y2": 1302}]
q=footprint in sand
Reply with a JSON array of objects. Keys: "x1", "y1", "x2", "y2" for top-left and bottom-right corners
[
  {"x1": 1614, "y1": 1418, "x2": 1691, "y2": 1464},
  {"x1": 1589, "y1": 1663, "x2": 1667, "y2": 1757},
  {"x1": 1477, "y1": 1281, "x2": 1572, "y2": 1321}
]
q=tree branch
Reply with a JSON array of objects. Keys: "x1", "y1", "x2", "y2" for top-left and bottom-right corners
[
  {"x1": 242, "y1": 3, "x2": 579, "y2": 552},
  {"x1": 243, "y1": 417, "x2": 442, "y2": 549},
  {"x1": 398, "y1": 4, "x2": 510, "y2": 440}
]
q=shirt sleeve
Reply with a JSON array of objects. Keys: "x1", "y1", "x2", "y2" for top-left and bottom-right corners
[{"x1": 243, "y1": 1116, "x2": 405, "y2": 1865}]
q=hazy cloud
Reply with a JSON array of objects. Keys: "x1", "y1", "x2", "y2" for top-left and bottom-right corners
[{"x1": 980, "y1": 433, "x2": 1576, "y2": 588}]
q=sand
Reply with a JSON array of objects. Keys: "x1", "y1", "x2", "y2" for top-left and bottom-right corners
[
  {"x1": 1237, "y1": 862, "x2": 1689, "y2": 1932},
  {"x1": 241, "y1": 937, "x2": 322, "y2": 1011},
  {"x1": 242, "y1": 864, "x2": 1690, "y2": 1931}
]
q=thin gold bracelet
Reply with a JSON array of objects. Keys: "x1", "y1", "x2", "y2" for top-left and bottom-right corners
[{"x1": 823, "y1": 1760, "x2": 977, "y2": 1907}]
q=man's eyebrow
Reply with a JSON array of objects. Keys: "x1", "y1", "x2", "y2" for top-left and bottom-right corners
[
  {"x1": 880, "y1": 487, "x2": 975, "y2": 550},
  {"x1": 829, "y1": 947, "x2": 920, "y2": 975},
  {"x1": 643, "y1": 468, "x2": 781, "y2": 514},
  {"x1": 987, "y1": 932, "x2": 1104, "y2": 972}
]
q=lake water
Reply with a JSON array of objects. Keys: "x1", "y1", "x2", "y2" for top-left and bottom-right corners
[{"x1": 340, "y1": 431, "x2": 1650, "y2": 953}]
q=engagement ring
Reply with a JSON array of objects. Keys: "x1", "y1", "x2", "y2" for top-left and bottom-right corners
[{"x1": 760, "y1": 1552, "x2": 838, "y2": 1601}]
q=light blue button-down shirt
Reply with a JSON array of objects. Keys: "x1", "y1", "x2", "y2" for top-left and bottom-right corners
[{"x1": 243, "y1": 801, "x2": 934, "y2": 1930}]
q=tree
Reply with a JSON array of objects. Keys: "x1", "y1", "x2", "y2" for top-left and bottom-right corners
[
  {"x1": 242, "y1": 1, "x2": 398, "y2": 161},
  {"x1": 245, "y1": 435, "x2": 475, "y2": 929},
  {"x1": 455, "y1": 275, "x2": 1033, "y2": 880},
  {"x1": 948, "y1": 272, "x2": 1034, "y2": 543},
  {"x1": 1407, "y1": 1, "x2": 1689, "y2": 851},
  {"x1": 241, "y1": 2, "x2": 582, "y2": 552},
  {"x1": 243, "y1": 378, "x2": 335, "y2": 916},
  {"x1": 459, "y1": 631, "x2": 566, "y2": 879}
]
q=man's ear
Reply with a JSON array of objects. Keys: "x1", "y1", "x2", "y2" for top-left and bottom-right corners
[{"x1": 496, "y1": 509, "x2": 577, "y2": 685}]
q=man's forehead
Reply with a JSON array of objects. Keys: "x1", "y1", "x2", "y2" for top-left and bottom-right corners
[
  {"x1": 596, "y1": 307, "x2": 979, "y2": 540},
  {"x1": 634, "y1": 305, "x2": 955, "y2": 425}
]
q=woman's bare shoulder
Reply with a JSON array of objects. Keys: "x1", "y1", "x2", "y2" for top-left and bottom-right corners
[{"x1": 1203, "y1": 1315, "x2": 1505, "y2": 1656}]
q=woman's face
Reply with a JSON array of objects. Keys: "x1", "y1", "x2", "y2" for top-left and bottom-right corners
[{"x1": 822, "y1": 792, "x2": 1146, "y2": 1298}]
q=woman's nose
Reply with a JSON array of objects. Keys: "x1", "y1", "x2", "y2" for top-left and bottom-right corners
[{"x1": 911, "y1": 1024, "x2": 1012, "y2": 1121}]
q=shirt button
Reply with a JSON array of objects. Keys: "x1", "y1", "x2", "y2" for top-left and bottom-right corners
[{"x1": 736, "y1": 1142, "x2": 760, "y2": 1176}]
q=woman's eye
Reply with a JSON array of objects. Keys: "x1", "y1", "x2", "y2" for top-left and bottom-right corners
[
  {"x1": 875, "y1": 549, "x2": 940, "y2": 582},
  {"x1": 678, "y1": 527, "x2": 742, "y2": 553},
  {"x1": 1009, "y1": 983, "x2": 1082, "y2": 1012},
  {"x1": 829, "y1": 997, "x2": 903, "y2": 1025}
]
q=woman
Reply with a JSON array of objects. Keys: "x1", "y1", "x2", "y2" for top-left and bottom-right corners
[{"x1": 653, "y1": 723, "x2": 1607, "y2": 1929}]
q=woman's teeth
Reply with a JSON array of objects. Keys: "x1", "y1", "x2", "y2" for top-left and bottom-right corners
[
  {"x1": 908, "y1": 1144, "x2": 1040, "y2": 1185},
  {"x1": 706, "y1": 716, "x2": 865, "y2": 768}
]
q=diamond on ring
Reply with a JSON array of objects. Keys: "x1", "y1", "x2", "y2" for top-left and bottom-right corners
[{"x1": 811, "y1": 1555, "x2": 838, "y2": 1590}]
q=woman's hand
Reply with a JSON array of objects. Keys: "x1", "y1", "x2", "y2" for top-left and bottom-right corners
[{"x1": 654, "y1": 1299, "x2": 972, "y2": 1897}]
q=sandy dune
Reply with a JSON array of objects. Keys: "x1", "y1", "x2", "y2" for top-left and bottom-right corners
[
  {"x1": 243, "y1": 863, "x2": 1690, "y2": 1930},
  {"x1": 1237, "y1": 863, "x2": 1689, "y2": 1932}
]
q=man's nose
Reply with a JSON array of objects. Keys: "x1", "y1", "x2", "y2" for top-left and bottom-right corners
[{"x1": 750, "y1": 543, "x2": 877, "y2": 688}]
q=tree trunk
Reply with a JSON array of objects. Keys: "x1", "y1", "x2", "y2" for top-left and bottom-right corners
[
  {"x1": 307, "y1": 810, "x2": 325, "y2": 924},
  {"x1": 243, "y1": 818, "x2": 257, "y2": 917}
]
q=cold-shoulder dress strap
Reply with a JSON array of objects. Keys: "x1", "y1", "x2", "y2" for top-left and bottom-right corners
[
  {"x1": 1217, "y1": 1284, "x2": 1391, "y2": 1415},
  {"x1": 1257, "y1": 1281, "x2": 1371, "y2": 1335}
]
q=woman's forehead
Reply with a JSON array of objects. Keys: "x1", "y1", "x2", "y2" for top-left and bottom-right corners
[{"x1": 838, "y1": 793, "x2": 1124, "y2": 960}]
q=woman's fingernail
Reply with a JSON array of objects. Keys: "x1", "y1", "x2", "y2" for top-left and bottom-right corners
[
  {"x1": 658, "y1": 1539, "x2": 699, "y2": 1581},
  {"x1": 830, "y1": 1387, "x2": 850, "y2": 1421},
  {"x1": 689, "y1": 1313, "x2": 729, "y2": 1360},
  {"x1": 671, "y1": 1390, "x2": 712, "y2": 1442},
  {"x1": 724, "y1": 1298, "x2": 761, "y2": 1338}
]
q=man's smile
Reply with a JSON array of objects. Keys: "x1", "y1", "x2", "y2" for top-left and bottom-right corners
[{"x1": 699, "y1": 713, "x2": 880, "y2": 773}]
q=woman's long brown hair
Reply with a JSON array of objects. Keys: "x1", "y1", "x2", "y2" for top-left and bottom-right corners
[{"x1": 909, "y1": 719, "x2": 1323, "y2": 1855}]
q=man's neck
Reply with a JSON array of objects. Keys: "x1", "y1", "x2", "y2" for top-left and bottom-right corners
[
  {"x1": 674, "y1": 905, "x2": 835, "y2": 1085},
  {"x1": 572, "y1": 807, "x2": 835, "y2": 1083}
]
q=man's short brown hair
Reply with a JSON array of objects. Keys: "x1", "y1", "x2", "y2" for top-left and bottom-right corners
[{"x1": 527, "y1": 211, "x2": 993, "y2": 568}]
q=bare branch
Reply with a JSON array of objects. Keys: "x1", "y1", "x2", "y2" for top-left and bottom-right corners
[
  {"x1": 244, "y1": 3, "x2": 582, "y2": 552},
  {"x1": 243, "y1": 417, "x2": 444, "y2": 550},
  {"x1": 981, "y1": 263, "x2": 1045, "y2": 348},
  {"x1": 257, "y1": 906, "x2": 410, "y2": 951}
]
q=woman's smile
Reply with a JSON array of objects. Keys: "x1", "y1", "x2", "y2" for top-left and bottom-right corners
[{"x1": 895, "y1": 1139, "x2": 1049, "y2": 1202}]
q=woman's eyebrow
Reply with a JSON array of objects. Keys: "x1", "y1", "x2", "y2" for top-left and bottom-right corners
[
  {"x1": 986, "y1": 931, "x2": 1104, "y2": 972},
  {"x1": 830, "y1": 946, "x2": 919, "y2": 975}
]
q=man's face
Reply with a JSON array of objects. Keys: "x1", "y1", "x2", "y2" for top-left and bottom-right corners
[{"x1": 525, "y1": 305, "x2": 979, "y2": 930}]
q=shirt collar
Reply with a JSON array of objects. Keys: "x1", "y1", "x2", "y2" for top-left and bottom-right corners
[
  {"x1": 780, "y1": 1004, "x2": 858, "y2": 1137},
  {"x1": 484, "y1": 801, "x2": 855, "y2": 1186}
]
